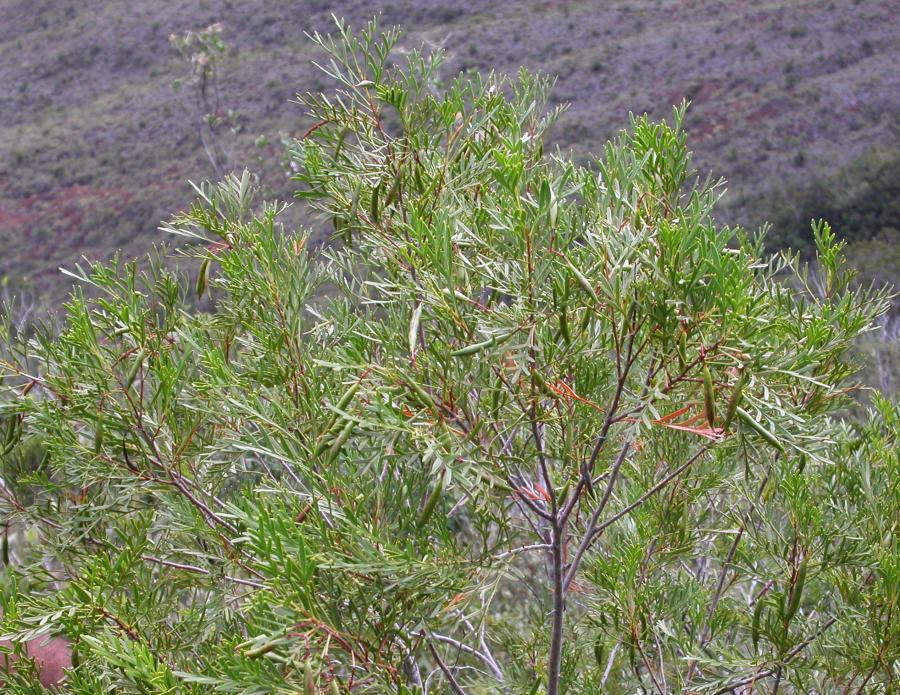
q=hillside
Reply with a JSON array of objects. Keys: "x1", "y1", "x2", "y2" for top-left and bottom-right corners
[{"x1": 1, "y1": 0, "x2": 898, "y2": 301}]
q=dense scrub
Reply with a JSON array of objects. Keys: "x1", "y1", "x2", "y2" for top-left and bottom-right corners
[
  {"x1": 0, "y1": 21, "x2": 897, "y2": 694},
  {"x1": 758, "y1": 147, "x2": 900, "y2": 257}
]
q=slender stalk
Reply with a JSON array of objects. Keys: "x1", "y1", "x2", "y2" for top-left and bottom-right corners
[{"x1": 546, "y1": 519, "x2": 566, "y2": 695}]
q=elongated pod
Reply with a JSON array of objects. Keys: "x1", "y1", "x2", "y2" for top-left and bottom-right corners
[{"x1": 702, "y1": 365, "x2": 716, "y2": 427}]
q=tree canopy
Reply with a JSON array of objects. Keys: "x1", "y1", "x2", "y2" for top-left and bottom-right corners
[{"x1": 0, "y1": 19, "x2": 897, "y2": 694}]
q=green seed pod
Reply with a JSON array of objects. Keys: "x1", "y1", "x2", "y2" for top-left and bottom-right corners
[
  {"x1": 702, "y1": 365, "x2": 716, "y2": 427},
  {"x1": 450, "y1": 330, "x2": 515, "y2": 358},
  {"x1": 2, "y1": 414, "x2": 19, "y2": 450},
  {"x1": 334, "y1": 381, "x2": 362, "y2": 414},
  {"x1": 332, "y1": 125, "x2": 350, "y2": 162},
  {"x1": 370, "y1": 181, "x2": 381, "y2": 223},
  {"x1": 2, "y1": 526, "x2": 8, "y2": 565},
  {"x1": 559, "y1": 305, "x2": 571, "y2": 346},
  {"x1": 736, "y1": 407, "x2": 786, "y2": 455},
  {"x1": 722, "y1": 370, "x2": 747, "y2": 432},
  {"x1": 532, "y1": 370, "x2": 559, "y2": 400},
  {"x1": 197, "y1": 257, "x2": 210, "y2": 299},
  {"x1": 490, "y1": 384, "x2": 502, "y2": 419},
  {"x1": 125, "y1": 348, "x2": 149, "y2": 390},
  {"x1": 407, "y1": 379, "x2": 438, "y2": 413},
  {"x1": 417, "y1": 471, "x2": 445, "y2": 529},
  {"x1": 785, "y1": 558, "x2": 808, "y2": 624},
  {"x1": 539, "y1": 180, "x2": 551, "y2": 211},
  {"x1": 312, "y1": 433, "x2": 333, "y2": 459},
  {"x1": 313, "y1": 382, "x2": 362, "y2": 457},
  {"x1": 304, "y1": 660, "x2": 316, "y2": 695},
  {"x1": 383, "y1": 163, "x2": 404, "y2": 209},
  {"x1": 331, "y1": 677, "x2": 341, "y2": 695},
  {"x1": 93, "y1": 422, "x2": 104, "y2": 455},
  {"x1": 752, "y1": 598, "x2": 765, "y2": 651},
  {"x1": 579, "y1": 306, "x2": 592, "y2": 335},
  {"x1": 797, "y1": 452, "x2": 807, "y2": 474},
  {"x1": 243, "y1": 641, "x2": 277, "y2": 659},
  {"x1": 450, "y1": 337, "x2": 496, "y2": 357},
  {"x1": 414, "y1": 161, "x2": 425, "y2": 194},
  {"x1": 348, "y1": 178, "x2": 363, "y2": 219},
  {"x1": 564, "y1": 257, "x2": 598, "y2": 304},
  {"x1": 327, "y1": 418, "x2": 355, "y2": 459},
  {"x1": 593, "y1": 636, "x2": 605, "y2": 667},
  {"x1": 556, "y1": 479, "x2": 571, "y2": 508}
]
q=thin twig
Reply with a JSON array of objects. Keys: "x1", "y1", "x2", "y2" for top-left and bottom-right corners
[
  {"x1": 428, "y1": 638, "x2": 467, "y2": 695},
  {"x1": 563, "y1": 440, "x2": 632, "y2": 591},
  {"x1": 495, "y1": 544, "x2": 552, "y2": 560},
  {"x1": 415, "y1": 631, "x2": 503, "y2": 682},
  {"x1": 140, "y1": 555, "x2": 266, "y2": 589},
  {"x1": 601, "y1": 641, "x2": 620, "y2": 688},
  {"x1": 591, "y1": 445, "x2": 713, "y2": 541}
]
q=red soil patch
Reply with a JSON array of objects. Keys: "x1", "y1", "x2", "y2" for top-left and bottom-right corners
[{"x1": 0, "y1": 185, "x2": 133, "y2": 240}]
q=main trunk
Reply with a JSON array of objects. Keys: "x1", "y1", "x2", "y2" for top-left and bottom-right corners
[{"x1": 547, "y1": 522, "x2": 566, "y2": 695}]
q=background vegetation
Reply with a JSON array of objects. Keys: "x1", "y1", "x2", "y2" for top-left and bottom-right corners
[{"x1": 1, "y1": 0, "x2": 898, "y2": 302}]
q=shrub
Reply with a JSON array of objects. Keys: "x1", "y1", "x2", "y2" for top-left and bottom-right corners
[{"x1": 0, "y1": 19, "x2": 896, "y2": 694}]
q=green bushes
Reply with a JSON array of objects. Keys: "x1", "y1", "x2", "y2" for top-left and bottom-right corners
[
  {"x1": 760, "y1": 147, "x2": 900, "y2": 254},
  {"x1": 0, "y1": 19, "x2": 897, "y2": 694}
]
